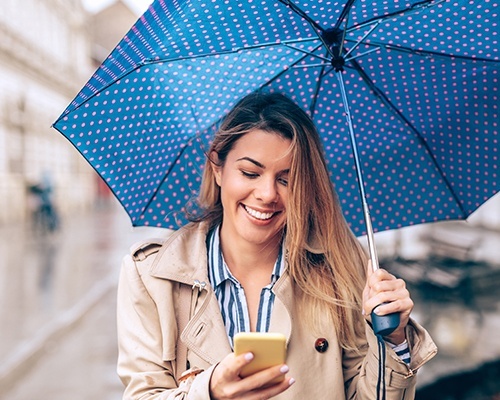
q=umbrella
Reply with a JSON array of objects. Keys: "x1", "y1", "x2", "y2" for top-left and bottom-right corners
[{"x1": 53, "y1": 0, "x2": 499, "y2": 241}]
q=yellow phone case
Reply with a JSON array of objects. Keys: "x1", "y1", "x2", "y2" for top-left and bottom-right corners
[{"x1": 234, "y1": 332, "x2": 287, "y2": 384}]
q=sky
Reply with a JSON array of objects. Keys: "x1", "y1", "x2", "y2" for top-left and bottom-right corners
[{"x1": 82, "y1": 0, "x2": 153, "y2": 15}]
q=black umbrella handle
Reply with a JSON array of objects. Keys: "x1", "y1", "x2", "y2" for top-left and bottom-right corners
[{"x1": 371, "y1": 305, "x2": 401, "y2": 336}]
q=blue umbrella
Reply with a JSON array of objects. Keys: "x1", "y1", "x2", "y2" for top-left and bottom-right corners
[{"x1": 53, "y1": 0, "x2": 499, "y2": 240}]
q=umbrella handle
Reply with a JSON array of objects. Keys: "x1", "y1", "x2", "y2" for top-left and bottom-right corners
[{"x1": 371, "y1": 306, "x2": 401, "y2": 336}]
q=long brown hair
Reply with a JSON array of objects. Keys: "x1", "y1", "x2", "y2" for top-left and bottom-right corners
[{"x1": 196, "y1": 92, "x2": 367, "y2": 350}]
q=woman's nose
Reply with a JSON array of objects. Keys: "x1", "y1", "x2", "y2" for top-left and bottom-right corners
[{"x1": 254, "y1": 178, "x2": 279, "y2": 202}]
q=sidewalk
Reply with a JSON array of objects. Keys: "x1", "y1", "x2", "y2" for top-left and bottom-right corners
[
  {"x1": 3, "y1": 288, "x2": 123, "y2": 400},
  {"x1": 0, "y1": 202, "x2": 166, "y2": 399}
]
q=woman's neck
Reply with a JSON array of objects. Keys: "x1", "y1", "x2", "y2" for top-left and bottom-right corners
[{"x1": 219, "y1": 230, "x2": 281, "y2": 280}]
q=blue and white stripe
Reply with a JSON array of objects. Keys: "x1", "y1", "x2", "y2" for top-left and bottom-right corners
[
  {"x1": 207, "y1": 225, "x2": 285, "y2": 347},
  {"x1": 387, "y1": 340, "x2": 411, "y2": 365}
]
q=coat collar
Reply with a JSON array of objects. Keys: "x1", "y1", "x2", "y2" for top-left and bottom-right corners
[{"x1": 149, "y1": 222, "x2": 212, "y2": 284}]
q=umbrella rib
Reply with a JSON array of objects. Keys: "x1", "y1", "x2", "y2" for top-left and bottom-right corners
[
  {"x1": 347, "y1": 0, "x2": 441, "y2": 33},
  {"x1": 348, "y1": 59, "x2": 468, "y2": 217},
  {"x1": 140, "y1": 38, "x2": 321, "y2": 65},
  {"x1": 335, "y1": 0, "x2": 358, "y2": 30},
  {"x1": 278, "y1": 0, "x2": 324, "y2": 31},
  {"x1": 291, "y1": 63, "x2": 330, "y2": 69},
  {"x1": 344, "y1": 21, "x2": 382, "y2": 60},
  {"x1": 138, "y1": 138, "x2": 193, "y2": 225},
  {"x1": 281, "y1": 42, "x2": 329, "y2": 62},
  {"x1": 345, "y1": 47, "x2": 381, "y2": 62},
  {"x1": 309, "y1": 61, "x2": 329, "y2": 116},
  {"x1": 369, "y1": 42, "x2": 500, "y2": 64},
  {"x1": 278, "y1": 0, "x2": 337, "y2": 59},
  {"x1": 258, "y1": 44, "x2": 333, "y2": 91}
]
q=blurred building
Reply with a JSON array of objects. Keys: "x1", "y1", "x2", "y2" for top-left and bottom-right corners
[
  {"x1": 374, "y1": 192, "x2": 500, "y2": 265},
  {"x1": 89, "y1": 0, "x2": 139, "y2": 65},
  {"x1": 0, "y1": 0, "x2": 139, "y2": 225}
]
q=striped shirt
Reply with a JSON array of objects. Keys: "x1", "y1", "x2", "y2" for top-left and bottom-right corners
[{"x1": 207, "y1": 225, "x2": 285, "y2": 347}]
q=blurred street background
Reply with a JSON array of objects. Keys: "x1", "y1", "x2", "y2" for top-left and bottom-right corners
[{"x1": 1, "y1": 1, "x2": 500, "y2": 399}]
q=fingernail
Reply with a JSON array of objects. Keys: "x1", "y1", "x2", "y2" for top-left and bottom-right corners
[
  {"x1": 361, "y1": 309, "x2": 366, "y2": 316},
  {"x1": 280, "y1": 365, "x2": 289, "y2": 374},
  {"x1": 374, "y1": 308, "x2": 381, "y2": 315},
  {"x1": 244, "y1": 352, "x2": 254, "y2": 361},
  {"x1": 289, "y1": 378, "x2": 296, "y2": 386}
]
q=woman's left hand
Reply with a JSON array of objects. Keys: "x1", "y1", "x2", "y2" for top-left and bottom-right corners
[{"x1": 362, "y1": 261, "x2": 414, "y2": 344}]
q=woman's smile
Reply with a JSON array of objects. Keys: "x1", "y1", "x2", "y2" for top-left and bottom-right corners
[{"x1": 243, "y1": 204, "x2": 279, "y2": 221}]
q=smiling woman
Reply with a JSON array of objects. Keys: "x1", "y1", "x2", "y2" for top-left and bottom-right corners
[{"x1": 116, "y1": 92, "x2": 437, "y2": 400}]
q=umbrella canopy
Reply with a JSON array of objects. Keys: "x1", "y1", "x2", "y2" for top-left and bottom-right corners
[{"x1": 53, "y1": 0, "x2": 499, "y2": 236}]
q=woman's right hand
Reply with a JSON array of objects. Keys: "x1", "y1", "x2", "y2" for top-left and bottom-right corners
[{"x1": 209, "y1": 352, "x2": 295, "y2": 399}]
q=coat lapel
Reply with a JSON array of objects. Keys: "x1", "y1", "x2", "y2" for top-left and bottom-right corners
[
  {"x1": 269, "y1": 271, "x2": 294, "y2": 343},
  {"x1": 182, "y1": 287, "x2": 232, "y2": 364},
  {"x1": 148, "y1": 223, "x2": 232, "y2": 364}
]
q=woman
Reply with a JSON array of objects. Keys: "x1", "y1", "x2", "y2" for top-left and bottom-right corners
[{"x1": 117, "y1": 92, "x2": 437, "y2": 399}]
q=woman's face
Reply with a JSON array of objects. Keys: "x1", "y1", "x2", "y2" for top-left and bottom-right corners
[{"x1": 212, "y1": 129, "x2": 292, "y2": 250}]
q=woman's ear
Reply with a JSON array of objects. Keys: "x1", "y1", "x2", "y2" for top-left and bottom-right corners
[{"x1": 210, "y1": 151, "x2": 222, "y2": 186}]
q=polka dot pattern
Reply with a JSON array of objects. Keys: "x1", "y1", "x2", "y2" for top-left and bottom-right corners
[{"x1": 53, "y1": 0, "x2": 499, "y2": 235}]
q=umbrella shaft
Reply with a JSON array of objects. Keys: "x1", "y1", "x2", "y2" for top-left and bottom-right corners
[
  {"x1": 363, "y1": 205, "x2": 380, "y2": 272},
  {"x1": 335, "y1": 72, "x2": 379, "y2": 272}
]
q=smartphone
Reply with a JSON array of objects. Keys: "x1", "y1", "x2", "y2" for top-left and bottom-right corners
[{"x1": 234, "y1": 332, "x2": 287, "y2": 384}]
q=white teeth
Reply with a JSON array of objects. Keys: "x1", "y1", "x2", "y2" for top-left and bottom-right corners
[{"x1": 244, "y1": 205, "x2": 274, "y2": 220}]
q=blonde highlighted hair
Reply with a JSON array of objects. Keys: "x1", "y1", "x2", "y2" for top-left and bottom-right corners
[{"x1": 195, "y1": 92, "x2": 367, "y2": 350}]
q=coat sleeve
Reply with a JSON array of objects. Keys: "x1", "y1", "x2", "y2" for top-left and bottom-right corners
[
  {"x1": 117, "y1": 254, "x2": 214, "y2": 400},
  {"x1": 343, "y1": 319, "x2": 437, "y2": 399}
]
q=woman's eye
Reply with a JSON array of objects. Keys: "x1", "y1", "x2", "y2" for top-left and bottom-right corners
[
  {"x1": 241, "y1": 170, "x2": 259, "y2": 178},
  {"x1": 278, "y1": 177, "x2": 288, "y2": 187}
]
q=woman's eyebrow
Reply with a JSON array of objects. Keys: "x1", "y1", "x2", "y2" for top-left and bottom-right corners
[
  {"x1": 236, "y1": 157, "x2": 265, "y2": 168},
  {"x1": 236, "y1": 157, "x2": 290, "y2": 174}
]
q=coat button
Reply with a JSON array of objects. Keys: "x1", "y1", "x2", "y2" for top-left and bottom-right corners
[{"x1": 315, "y1": 338, "x2": 329, "y2": 353}]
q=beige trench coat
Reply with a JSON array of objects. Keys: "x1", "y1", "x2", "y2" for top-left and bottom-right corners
[{"x1": 117, "y1": 223, "x2": 437, "y2": 400}]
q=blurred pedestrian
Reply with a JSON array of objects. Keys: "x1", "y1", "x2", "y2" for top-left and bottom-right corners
[{"x1": 28, "y1": 173, "x2": 59, "y2": 233}]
